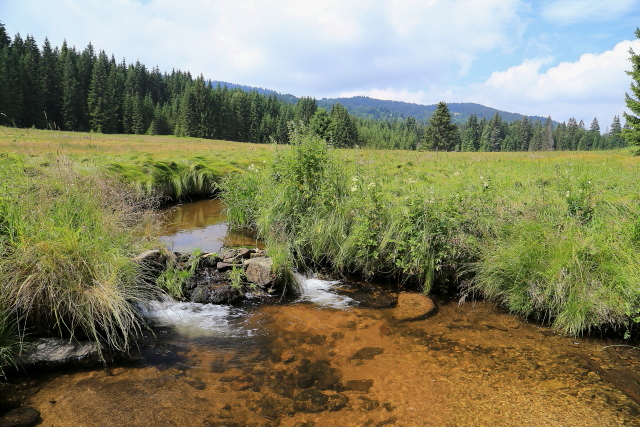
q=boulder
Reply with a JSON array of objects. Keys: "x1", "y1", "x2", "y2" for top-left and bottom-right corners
[
  {"x1": 216, "y1": 262, "x2": 241, "y2": 273},
  {"x1": 222, "y1": 248, "x2": 255, "y2": 263},
  {"x1": 132, "y1": 249, "x2": 175, "y2": 276},
  {"x1": 244, "y1": 257, "x2": 274, "y2": 286},
  {"x1": 391, "y1": 293, "x2": 436, "y2": 321},
  {"x1": 190, "y1": 284, "x2": 241, "y2": 304},
  {"x1": 199, "y1": 252, "x2": 222, "y2": 268},
  {"x1": 19, "y1": 338, "x2": 100, "y2": 367}
]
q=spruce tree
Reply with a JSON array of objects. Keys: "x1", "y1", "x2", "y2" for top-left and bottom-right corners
[
  {"x1": 329, "y1": 103, "x2": 358, "y2": 147},
  {"x1": 589, "y1": 117, "x2": 600, "y2": 149},
  {"x1": 426, "y1": 101, "x2": 457, "y2": 152},
  {"x1": 623, "y1": 28, "x2": 640, "y2": 146},
  {"x1": 461, "y1": 114, "x2": 480, "y2": 151}
]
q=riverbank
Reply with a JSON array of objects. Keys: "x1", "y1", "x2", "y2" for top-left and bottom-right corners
[
  {"x1": 0, "y1": 126, "x2": 639, "y2": 377},
  {"x1": 221, "y1": 129, "x2": 640, "y2": 337}
]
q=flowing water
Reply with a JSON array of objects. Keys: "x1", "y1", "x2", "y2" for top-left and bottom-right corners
[{"x1": 4, "y1": 202, "x2": 640, "y2": 426}]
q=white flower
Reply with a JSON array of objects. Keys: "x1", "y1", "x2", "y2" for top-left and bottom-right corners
[{"x1": 351, "y1": 186, "x2": 357, "y2": 192}]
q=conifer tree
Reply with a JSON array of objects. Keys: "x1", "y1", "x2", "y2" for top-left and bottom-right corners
[
  {"x1": 41, "y1": 38, "x2": 63, "y2": 129},
  {"x1": 589, "y1": 117, "x2": 600, "y2": 149},
  {"x1": 426, "y1": 101, "x2": 457, "y2": 152},
  {"x1": 329, "y1": 103, "x2": 358, "y2": 147},
  {"x1": 462, "y1": 114, "x2": 480, "y2": 151},
  {"x1": 623, "y1": 28, "x2": 640, "y2": 146}
]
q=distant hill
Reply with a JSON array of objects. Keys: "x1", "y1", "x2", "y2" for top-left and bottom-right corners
[
  {"x1": 209, "y1": 81, "x2": 298, "y2": 104},
  {"x1": 317, "y1": 96, "x2": 553, "y2": 124},
  {"x1": 210, "y1": 81, "x2": 553, "y2": 125}
]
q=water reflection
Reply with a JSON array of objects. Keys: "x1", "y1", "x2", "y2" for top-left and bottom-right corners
[{"x1": 158, "y1": 199, "x2": 262, "y2": 253}]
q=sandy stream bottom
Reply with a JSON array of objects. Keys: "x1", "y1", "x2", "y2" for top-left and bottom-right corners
[{"x1": 9, "y1": 297, "x2": 640, "y2": 427}]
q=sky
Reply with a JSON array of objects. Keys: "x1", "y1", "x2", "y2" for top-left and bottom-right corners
[{"x1": 3, "y1": 0, "x2": 640, "y2": 126}]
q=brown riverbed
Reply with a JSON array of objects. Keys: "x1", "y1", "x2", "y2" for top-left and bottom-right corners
[{"x1": 6, "y1": 293, "x2": 640, "y2": 427}]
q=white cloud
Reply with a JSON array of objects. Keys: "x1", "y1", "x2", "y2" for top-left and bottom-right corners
[
  {"x1": 2, "y1": 0, "x2": 527, "y2": 95},
  {"x1": 342, "y1": 39, "x2": 640, "y2": 124},
  {"x1": 541, "y1": 0, "x2": 639, "y2": 24},
  {"x1": 466, "y1": 39, "x2": 640, "y2": 122}
]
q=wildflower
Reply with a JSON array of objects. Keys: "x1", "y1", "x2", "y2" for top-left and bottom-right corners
[
  {"x1": 565, "y1": 191, "x2": 571, "y2": 198},
  {"x1": 351, "y1": 186, "x2": 357, "y2": 192}
]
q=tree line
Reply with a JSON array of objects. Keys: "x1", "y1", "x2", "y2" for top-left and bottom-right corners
[{"x1": 0, "y1": 24, "x2": 627, "y2": 152}]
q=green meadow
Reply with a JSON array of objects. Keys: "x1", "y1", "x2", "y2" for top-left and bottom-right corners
[
  {"x1": 0, "y1": 126, "x2": 639, "y2": 372},
  {"x1": 222, "y1": 130, "x2": 640, "y2": 337}
]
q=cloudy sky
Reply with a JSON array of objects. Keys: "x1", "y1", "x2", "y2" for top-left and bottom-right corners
[{"x1": 3, "y1": 0, "x2": 640, "y2": 125}]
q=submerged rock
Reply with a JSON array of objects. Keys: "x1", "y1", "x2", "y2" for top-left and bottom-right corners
[
  {"x1": 392, "y1": 293, "x2": 436, "y2": 321},
  {"x1": 292, "y1": 390, "x2": 348, "y2": 413},
  {"x1": 0, "y1": 406, "x2": 41, "y2": 427},
  {"x1": 350, "y1": 347, "x2": 384, "y2": 362},
  {"x1": 19, "y1": 338, "x2": 100, "y2": 367}
]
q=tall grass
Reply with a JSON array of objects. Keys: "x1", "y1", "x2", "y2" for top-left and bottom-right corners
[
  {"x1": 221, "y1": 129, "x2": 473, "y2": 293},
  {"x1": 222, "y1": 130, "x2": 640, "y2": 335},
  {"x1": 0, "y1": 155, "x2": 163, "y2": 356}
]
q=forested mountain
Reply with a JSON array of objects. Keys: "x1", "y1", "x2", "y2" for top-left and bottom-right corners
[
  {"x1": 0, "y1": 23, "x2": 625, "y2": 152},
  {"x1": 209, "y1": 81, "x2": 298, "y2": 104},
  {"x1": 208, "y1": 81, "x2": 553, "y2": 124},
  {"x1": 317, "y1": 97, "x2": 553, "y2": 124}
]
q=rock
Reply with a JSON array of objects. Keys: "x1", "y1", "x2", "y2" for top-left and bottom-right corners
[
  {"x1": 391, "y1": 293, "x2": 436, "y2": 321},
  {"x1": 296, "y1": 359, "x2": 342, "y2": 390},
  {"x1": 19, "y1": 338, "x2": 100, "y2": 367},
  {"x1": 132, "y1": 249, "x2": 175, "y2": 276},
  {"x1": 345, "y1": 379, "x2": 374, "y2": 393},
  {"x1": 216, "y1": 262, "x2": 241, "y2": 273},
  {"x1": 0, "y1": 407, "x2": 41, "y2": 427},
  {"x1": 292, "y1": 390, "x2": 329, "y2": 413},
  {"x1": 190, "y1": 284, "x2": 241, "y2": 304},
  {"x1": 199, "y1": 252, "x2": 222, "y2": 268},
  {"x1": 244, "y1": 257, "x2": 273, "y2": 286},
  {"x1": 350, "y1": 347, "x2": 384, "y2": 362},
  {"x1": 222, "y1": 248, "x2": 254, "y2": 263}
]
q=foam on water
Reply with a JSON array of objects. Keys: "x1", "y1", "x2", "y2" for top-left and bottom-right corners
[
  {"x1": 294, "y1": 273, "x2": 354, "y2": 309},
  {"x1": 140, "y1": 301, "x2": 251, "y2": 338}
]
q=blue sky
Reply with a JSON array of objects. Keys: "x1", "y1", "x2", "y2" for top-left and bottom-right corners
[{"x1": 3, "y1": 0, "x2": 640, "y2": 126}]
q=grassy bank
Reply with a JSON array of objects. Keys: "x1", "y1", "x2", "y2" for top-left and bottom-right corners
[
  {"x1": 222, "y1": 129, "x2": 640, "y2": 336},
  {"x1": 0, "y1": 127, "x2": 271, "y2": 370},
  {"x1": 0, "y1": 124, "x2": 638, "y2": 376}
]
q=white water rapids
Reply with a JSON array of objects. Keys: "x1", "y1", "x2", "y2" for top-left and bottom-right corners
[{"x1": 140, "y1": 273, "x2": 353, "y2": 337}]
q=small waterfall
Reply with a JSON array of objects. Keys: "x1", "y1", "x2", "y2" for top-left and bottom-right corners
[
  {"x1": 139, "y1": 301, "x2": 252, "y2": 338},
  {"x1": 293, "y1": 272, "x2": 354, "y2": 309}
]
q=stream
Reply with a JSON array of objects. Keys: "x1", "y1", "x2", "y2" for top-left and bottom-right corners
[{"x1": 3, "y1": 199, "x2": 640, "y2": 426}]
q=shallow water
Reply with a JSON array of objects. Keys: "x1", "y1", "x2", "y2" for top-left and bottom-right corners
[
  {"x1": 159, "y1": 198, "x2": 262, "y2": 253},
  {"x1": 11, "y1": 279, "x2": 640, "y2": 426},
  {"x1": 5, "y1": 204, "x2": 640, "y2": 426}
]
